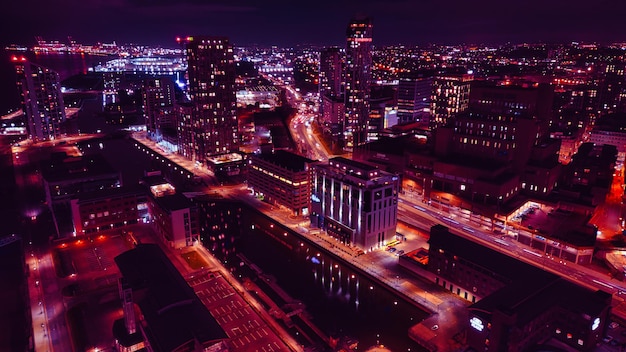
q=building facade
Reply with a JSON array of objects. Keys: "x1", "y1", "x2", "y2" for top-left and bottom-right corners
[
  {"x1": 426, "y1": 226, "x2": 611, "y2": 352},
  {"x1": 311, "y1": 157, "x2": 399, "y2": 250},
  {"x1": 148, "y1": 190, "x2": 199, "y2": 249},
  {"x1": 142, "y1": 77, "x2": 177, "y2": 148},
  {"x1": 344, "y1": 17, "x2": 373, "y2": 151},
  {"x1": 70, "y1": 186, "x2": 145, "y2": 235},
  {"x1": 397, "y1": 76, "x2": 433, "y2": 125},
  {"x1": 42, "y1": 154, "x2": 122, "y2": 206},
  {"x1": 319, "y1": 47, "x2": 343, "y2": 108},
  {"x1": 184, "y1": 36, "x2": 238, "y2": 164},
  {"x1": 176, "y1": 102, "x2": 194, "y2": 160},
  {"x1": 13, "y1": 56, "x2": 66, "y2": 141},
  {"x1": 430, "y1": 74, "x2": 472, "y2": 130},
  {"x1": 248, "y1": 150, "x2": 314, "y2": 216},
  {"x1": 428, "y1": 82, "x2": 559, "y2": 205}
]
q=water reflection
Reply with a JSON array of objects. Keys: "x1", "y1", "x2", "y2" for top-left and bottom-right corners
[{"x1": 205, "y1": 213, "x2": 427, "y2": 351}]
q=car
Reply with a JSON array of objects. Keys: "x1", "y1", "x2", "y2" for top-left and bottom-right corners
[
  {"x1": 431, "y1": 324, "x2": 439, "y2": 331},
  {"x1": 395, "y1": 250, "x2": 405, "y2": 256},
  {"x1": 610, "y1": 322, "x2": 620, "y2": 329},
  {"x1": 387, "y1": 247, "x2": 397, "y2": 253}
]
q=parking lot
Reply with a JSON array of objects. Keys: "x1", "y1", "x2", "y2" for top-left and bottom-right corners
[{"x1": 188, "y1": 271, "x2": 289, "y2": 352}]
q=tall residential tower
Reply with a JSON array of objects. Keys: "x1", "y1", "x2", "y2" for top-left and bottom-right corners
[
  {"x1": 345, "y1": 17, "x2": 373, "y2": 151},
  {"x1": 183, "y1": 36, "x2": 238, "y2": 165},
  {"x1": 13, "y1": 56, "x2": 66, "y2": 141}
]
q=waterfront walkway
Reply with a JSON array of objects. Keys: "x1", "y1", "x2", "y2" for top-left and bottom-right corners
[
  {"x1": 237, "y1": 194, "x2": 470, "y2": 352},
  {"x1": 132, "y1": 132, "x2": 468, "y2": 351}
]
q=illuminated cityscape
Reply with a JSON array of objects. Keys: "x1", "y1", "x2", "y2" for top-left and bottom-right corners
[{"x1": 3, "y1": 2, "x2": 626, "y2": 352}]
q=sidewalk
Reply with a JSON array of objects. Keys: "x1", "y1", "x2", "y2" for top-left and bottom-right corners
[
  {"x1": 26, "y1": 246, "x2": 53, "y2": 352},
  {"x1": 128, "y1": 133, "x2": 469, "y2": 351},
  {"x1": 239, "y1": 194, "x2": 470, "y2": 352}
]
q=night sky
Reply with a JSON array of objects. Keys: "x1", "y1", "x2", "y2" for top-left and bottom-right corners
[{"x1": 2, "y1": 0, "x2": 626, "y2": 47}]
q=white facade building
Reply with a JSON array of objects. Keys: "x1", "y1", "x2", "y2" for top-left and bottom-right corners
[{"x1": 311, "y1": 157, "x2": 399, "y2": 250}]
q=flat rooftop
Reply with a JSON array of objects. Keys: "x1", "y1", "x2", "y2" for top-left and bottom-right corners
[
  {"x1": 252, "y1": 150, "x2": 314, "y2": 172},
  {"x1": 206, "y1": 153, "x2": 243, "y2": 165},
  {"x1": 115, "y1": 244, "x2": 227, "y2": 351},
  {"x1": 152, "y1": 193, "x2": 193, "y2": 212},
  {"x1": 429, "y1": 224, "x2": 550, "y2": 283},
  {"x1": 42, "y1": 154, "x2": 119, "y2": 183},
  {"x1": 431, "y1": 226, "x2": 610, "y2": 325},
  {"x1": 74, "y1": 185, "x2": 144, "y2": 203},
  {"x1": 330, "y1": 157, "x2": 378, "y2": 172},
  {"x1": 511, "y1": 205, "x2": 596, "y2": 247}
]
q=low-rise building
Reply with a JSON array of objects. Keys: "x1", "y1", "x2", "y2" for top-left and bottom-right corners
[
  {"x1": 113, "y1": 244, "x2": 229, "y2": 352},
  {"x1": 70, "y1": 186, "x2": 146, "y2": 235},
  {"x1": 248, "y1": 150, "x2": 314, "y2": 216},
  {"x1": 426, "y1": 225, "x2": 611, "y2": 352},
  {"x1": 560, "y1": 142, "x2": 617, "y2": 206},
  {"x1": 589, "y1": 115, "x2": 626, "y2": 163},
  {"x1": 42, "y1": 153, "x2": 122, "y2": 206},
  {"x1": 148, "y1": 192, "x2": 198, "y2": 249}
]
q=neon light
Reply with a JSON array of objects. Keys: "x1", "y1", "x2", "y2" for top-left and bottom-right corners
[
  {"x1": 592, "y1": 317, "x2": 600, "y2": 331},
  {"x1": 470, "y1": 317, "x2": 484, "y2": 331}
]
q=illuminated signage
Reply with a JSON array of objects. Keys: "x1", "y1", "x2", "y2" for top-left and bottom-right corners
[
  {"x1": 311, "y1": 194, "x2": 321, "y2": 203},
  {"x1": 470, "y1": 317, "x2": 484, "y2": 332},
  {"x1": 592, "y1": 317, "x2": 600, "y2": 331}
]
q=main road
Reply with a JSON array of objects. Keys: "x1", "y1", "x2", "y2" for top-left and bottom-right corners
[
  {"x1": 260, "y1": 73, "x2": 330, "y2": 162},
  {"x1": 269, "y1": 78, "x2": 626, "y2": 317}
]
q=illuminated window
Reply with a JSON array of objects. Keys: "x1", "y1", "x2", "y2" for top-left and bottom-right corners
[{"x1": 460, "y1": 184, "x2": 466, "y2": 191}]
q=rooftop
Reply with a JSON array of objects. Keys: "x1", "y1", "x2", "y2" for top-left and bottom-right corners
[
  {"x1": 356, "y1": 136, "x2": 427, "y2": 157},
  {"x1": 430, "y1": 226, "x2": 610, "y2": 325},
  {"x1": 152, "y1": 193, "x2": 193, "y2": 212},
  {"x1": 114, "y1": 244, "x2": 227, "y2": 351},
  {"x1": 472, "y1": 277, "x2": 610, "y2": 327},
  {"x1": 41, "y1": 154, "x2": 119, "y2": 183},
  {"x1": 428, "y1": 224, "x2": 550, "y2": 283},
  {"x1": 252, "y1": 150, "x2": 314, "y2": 172},
  {"x1": 74, "y1": 185, "x2": 145, "y2": 203},
  {"x1": 330, "y1": 157, "x2": 378, "y2": 172}
]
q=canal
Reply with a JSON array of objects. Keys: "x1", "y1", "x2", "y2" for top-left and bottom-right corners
[{"x1": 207, "y1": 208, "x2": 430, "y2": 351}]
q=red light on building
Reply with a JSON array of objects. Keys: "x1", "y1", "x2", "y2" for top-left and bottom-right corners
[
  {"x1": 176, "y1": 37, "x2": 181, "y2": 42},
  {"x1": 20, "y1": 56, "x2": 27, "y2": 62},
  {"x1": 11, "y1": 56, "x2": 18, "y2": 61}
]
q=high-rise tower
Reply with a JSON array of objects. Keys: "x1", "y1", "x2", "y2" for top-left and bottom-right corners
[
  {"x1": 182, "y1": 36, "x2": 238, "y2": 164},
  {"x1": 12, "y1": 56, "x2": 66, "y2": 141},
  {"x1": 143, "y1": 77, "x2": 177, "y2": 147},
  {"x1": 345, "y1": 16, "x2": 372, "y2": 151},
  {"x1": 430, "y1": 74, "x2": 472, "y2": 130},
  {"x1": 319, "y1": 47, "x2": 343, "y2": 101},
  {"x1": 319, "y1": 47, "x2": 345, "y2": 138}
]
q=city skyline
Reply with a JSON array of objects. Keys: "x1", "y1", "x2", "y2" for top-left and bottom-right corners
[
  {"x1": 4, "y1": 3, "x2": 626, "y2": 350},
  {"x1": 3, "y1": 0, "x2": 626, "y2": 47}
]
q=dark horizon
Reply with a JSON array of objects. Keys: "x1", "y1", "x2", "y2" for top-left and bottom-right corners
[{"x1": 3, "y1": 0, "x2": 626, "y2": 47}]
